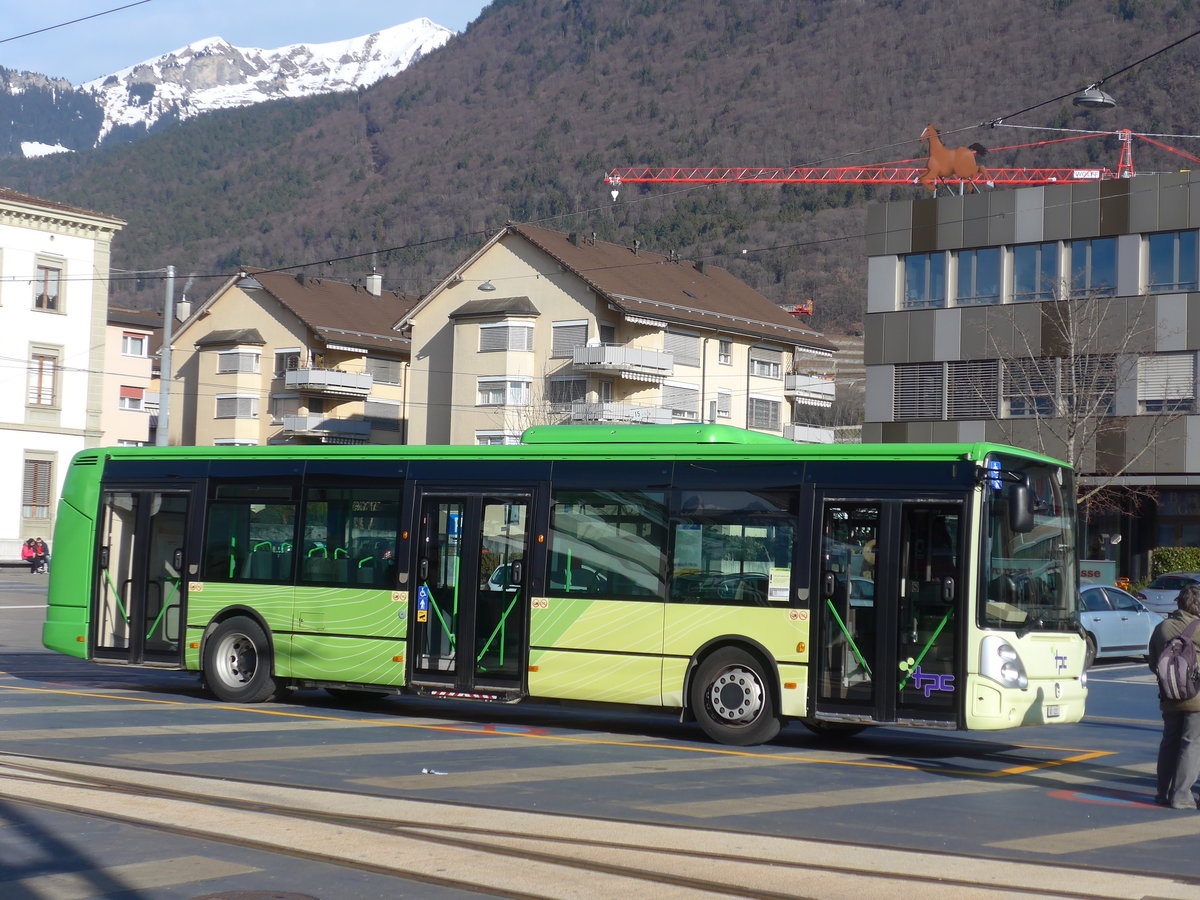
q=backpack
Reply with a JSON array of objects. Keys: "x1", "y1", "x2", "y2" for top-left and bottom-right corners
[{"x1": 1156, "y1": 619, "x2": 1200, "y2": 701}]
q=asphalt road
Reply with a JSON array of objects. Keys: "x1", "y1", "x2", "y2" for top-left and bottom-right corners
[{"x1": 1, "y1": 570, "x2": 1198, "y2": 900}]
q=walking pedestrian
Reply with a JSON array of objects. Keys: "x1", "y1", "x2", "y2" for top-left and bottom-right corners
[{"x1": 1150, "y1": 582, "x2": 1200, "y2": 809}]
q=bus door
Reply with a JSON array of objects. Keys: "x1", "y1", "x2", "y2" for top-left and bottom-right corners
[
  {"x1": 94, "y1": 487, "x2": 194, "y2": 664},
  {"x1": 410, "y1": 490, "x2": 533, "y2": 694},
  {"x1": 814, "y1": 497, "x2": 963, "y2": 726}
]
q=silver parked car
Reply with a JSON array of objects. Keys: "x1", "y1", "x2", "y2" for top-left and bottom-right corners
[
  {"x1": 1136, "y1": 572, "x2": 1200, "y2": 615},
  {"x1": 1078, "y1": 585, "x2": 1162, "y2": 668}
]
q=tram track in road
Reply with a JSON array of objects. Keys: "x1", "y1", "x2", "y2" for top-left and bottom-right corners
[{"x1": 0, "y1": 753, "x2": 1196, "y2": 900}]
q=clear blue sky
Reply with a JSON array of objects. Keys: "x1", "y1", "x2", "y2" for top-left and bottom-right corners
[{"x1": 0, "y1": 0, "x2": 490, "y2": 84}]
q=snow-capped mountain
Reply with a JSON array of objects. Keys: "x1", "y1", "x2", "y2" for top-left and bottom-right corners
[{"x1": 1, "y1": 18, "x2": 453, "y2": 157}]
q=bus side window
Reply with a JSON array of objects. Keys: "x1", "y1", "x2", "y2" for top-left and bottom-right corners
[
  {"x1": 300, "y1": 484, "x2": 401, "y2": 588},
  {"x1": 202, "y1": 482, "x2": 297, "y2": 583}
]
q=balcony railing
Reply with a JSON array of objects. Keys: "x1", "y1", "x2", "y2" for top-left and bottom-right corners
[
  {"x1": 784, "y1": 373, "x2": 836, "y2": 408},
  {"x1": 570, "y1": 400, "x2": 673, "y2": 425},
  {"x1": 784, "y1": 423, "x2": 834, "y2": 444},
  {"x1": 572, "y1": 345, "x2": 673, "y2": 382},
  {"x1": 284, "y1": 368, "x2": 373, "y2": 397},
  {"x1": 280, "y1": 414, "x2": 371, "y2": 444}
]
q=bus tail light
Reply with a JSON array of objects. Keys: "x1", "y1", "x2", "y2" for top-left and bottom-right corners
[{"x1": 980, "y1": 634, "x2": 1029, "y2": 691}]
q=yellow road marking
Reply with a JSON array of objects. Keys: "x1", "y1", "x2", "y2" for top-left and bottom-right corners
[{"x1": 0, "y1": 683, "x2": 1112, "y2": 776}]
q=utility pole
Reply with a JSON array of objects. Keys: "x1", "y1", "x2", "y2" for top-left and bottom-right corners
[{"x1": 156, "y1": 265, "x2": 175, "y2": 447}]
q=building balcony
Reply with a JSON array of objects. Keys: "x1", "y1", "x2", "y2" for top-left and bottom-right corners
[
  {"x1": 569, "y1": 400, "x2": 673, "y2": 425},
  {"x1": 572, "y1": 345, "x2": 673, "y2": 382},
  {"x1": 785, "y1": 423, "x2": 834, "y2": 444},
  {"x1": 279, "y1": 414, "x2": 371, "y2": 444},
  {"x1": 284, "y1": 368, "x2": 373, "y2": 398},
  {"x1": 785, "y1": 373, "x2": 836, "y2": 408}
]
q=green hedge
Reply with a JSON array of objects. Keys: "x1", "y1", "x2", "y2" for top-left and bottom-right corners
[{"x1": 1151, "y1": 546, "x2": 1200, "y2": 577}]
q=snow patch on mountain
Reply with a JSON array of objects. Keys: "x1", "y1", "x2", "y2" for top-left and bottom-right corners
[{"x1": 81, "y1": 18, "x2": 453, "y2": 143}]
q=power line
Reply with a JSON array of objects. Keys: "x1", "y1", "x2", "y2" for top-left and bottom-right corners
[{"x1": 0, "y1": 1, "x2": 157, "y2": 47}]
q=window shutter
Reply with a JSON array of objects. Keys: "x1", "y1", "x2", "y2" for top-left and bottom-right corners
[
  {"x1": 662, "y1": 383, "x2": 699, "y2": 419},
  {"x1": 552, "y1": 322, "x2": 587, "y2": 356},
  {"x1": 893, "y1": 363, "x2": 944, "y2": 419},
  {"x1": 947, "y1": 360, "x2": 998, "y2": 418},
  {"x1": 1138, "y1": 353, "x2": 1195, "y2": 400},
  {"x1": 23, "y1": 459, "x2": 52, "y2": 516},
  {"x1": 748, "y1": 398, "x2": 780, "y2": 429},
  {"x1": 664, "y1": 330, "x2": 700, "y2": 366}
]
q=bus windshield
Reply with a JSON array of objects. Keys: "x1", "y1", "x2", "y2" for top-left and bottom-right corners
[{"x1": 980, "y1": 455, "x2": 1076, "y2": 633}]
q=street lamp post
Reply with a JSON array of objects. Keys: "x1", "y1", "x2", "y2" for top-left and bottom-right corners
[{"x1": 156, "y1": 265, "x2": 175, "y2": 447}]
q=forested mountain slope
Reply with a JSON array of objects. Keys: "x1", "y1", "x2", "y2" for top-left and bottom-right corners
[{"x1": 1, "y1": 0, "x2": 1195, "y2": 334}]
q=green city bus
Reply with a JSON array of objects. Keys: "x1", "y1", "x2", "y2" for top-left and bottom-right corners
[{"x1": 43, "y1": 424, "x2": 1086, "y2": 745}]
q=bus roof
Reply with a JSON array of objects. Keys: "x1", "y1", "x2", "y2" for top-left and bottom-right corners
[{"x1": 77, "y1": 426, "x2": 1070, "y2": 469}]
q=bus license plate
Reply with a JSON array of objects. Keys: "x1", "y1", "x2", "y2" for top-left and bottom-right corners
[{"x1": 1045, "y1": 705, "x2": 1061, "y2": 718}]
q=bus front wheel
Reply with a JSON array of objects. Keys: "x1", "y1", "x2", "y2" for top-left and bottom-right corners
[
  {"x1": 690, "y1": 647, "x2": 781, "y2": 746},
  {"x1": 204, "y1": 616, "x2": 281, "y2": 703}
]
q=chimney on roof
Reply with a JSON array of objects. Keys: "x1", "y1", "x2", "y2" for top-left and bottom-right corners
[
  {"x1": 568, "y1": 232, "x2": 580, "y2": 247},
  {"x1": 632, "y1": 239, "x2": 640, "y2": 255},
  {"x1": 296, "y1": 273, "x2": 307, "y2": 286},
  {"x1": 365, "y1": 272, "x2": 383, "y2": 297},
  {"x1": 695, "y1": 260, "x2": 707, "y2": 275}
]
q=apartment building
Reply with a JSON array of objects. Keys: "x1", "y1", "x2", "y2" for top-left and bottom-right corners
[
  {"x1": 401, "y1": 223, "x2": 837, "y2": 445},
  {"x1": 102, "y1": 307, "x2": 162, "y2": 446},
  {"x1": 863, "y1": 171, "x2": 1200, "y2": 576},
  {"x1": 0, "y1": 187, "x2": 123, "y2": 558},
  {"x1": 168, "y1": 269, "x2": 415, "y2": 446}
]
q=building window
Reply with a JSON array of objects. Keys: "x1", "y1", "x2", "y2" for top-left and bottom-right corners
[
  {"x1": 1069, "y1": 237, "x2": 1117, "y2": 297},
  {"x1": 548, "y1": 377, "x2": 587, "y2": 410},
  {"x1": 1138, "y1": 353, "x2": 1195, "y2": 414},
  {"x1": 477, "y1": 377, "x2": 531, "y2": 406},
  {"x1": 551, "y1": 321, "x2": 588, "y2": 357},
  {"x1": 213, "y1": 439, "x2": 259, "y2": 446},
  {"x1": 902, "y1": 252, "x2": 946, "y2": 308},
  {"x1": 27, "y1": 350, "x2": 58, "y2": 407},
  {"x1": 1004, "y1": 358, "x2": 1058, "y2": 417},
  {"x1": 118, "y1": 386, "x2": 144, "y2": 411},
  {"x1": 599, "y1": 323, "x2": 617, "y2": 344},
  {"x1": 716, "y1": 389, "x2": 732, "y2": 419},
  {"x1": 955, "y1": 248, "x2": 1000, "y2": 305},
  {"x1": 662, "y1": 382, "x2": 699, "y2": 420},
  {"x1": 1068, "y1": 355, "x2": 1117, "y2": 415},
  {"x1": 365, "y1": 356, "x2": 401, "y2": 384},
  {"x1": 480, "y1": 323, "x2": 533, "y2": 352},
  {"x1": 215, "y1": 395, "x2": 258, "y2": 418},
  {"x1": 718, "y1": 340, "x2": 732, "y2": 365},
  {"x1": 218, "y1": 350, "x2": 260, "y2": 374},
  {"x1": 947, "y1": 360, "x2": 999, "y2": 418},
  {"x1": 476, "y1": 431, "x2": 521, "y2": 445},
  {"x1": 34, "y1": 264, "x2": 61, "y2": 311},
  {"x1": 22, "y1": 458, "x2": 52, "y2": 519},
  {"x1": 665, "y1": 330, "x2": 700, "y2": 366},
  {"x1": 121, "y1": 332, "x2": 149, "y2": 357},
  {"x1": 749, "y1": 347, "x2": 783, "y2": 379},
  {"x1": 1013, "y1": 242, "x2": 1060, "y2": 301},
  {"x1": 747, "y1": 397, "x2": 780, "y2": 430},
  {"x1": 1148, "y1": 230, "x2": 1199, "y2": 292},
  {"x1": 116, "y1": 440, "x2": 145, "y2": 447},
  {"x1": 894, "y1": 363, "x2": 944, "y2": 419},
  {"x1": 274, "y1": 350, "x2": 302, "y2": 375}
]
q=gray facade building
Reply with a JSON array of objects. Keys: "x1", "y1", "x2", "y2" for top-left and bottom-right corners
[{"x1": 863, "y1": 172, "x2": 1200, "y2": 578}]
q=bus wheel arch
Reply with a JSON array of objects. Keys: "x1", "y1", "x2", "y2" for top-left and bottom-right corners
[
  {"x1": 686, "y1": 640, "x2": 782, "y2": 746},
  {"x1": 201, "y1": 611, "x2": 284, "y2": 703}
]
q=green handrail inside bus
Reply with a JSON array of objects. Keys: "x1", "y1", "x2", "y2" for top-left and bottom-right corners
[
  {"x1": 476, "y1": 589, "x2": 522, "y2": 668},
  {"x1": 102, "y1": 567, "x2": 130, "y2": 623},
  {"x1": 144, "y1": 578, "x2": 180, "y2": 641},
  {"x1": 308, "y1": 545, "x2": 327, "y2": 558},
  {"x1": 228, "y1": 536, "x2": 236, "y2": 579},
  {"x1": 334, "y1": 547, "x2": 348, "y2": 559},
  {"x1": 357, "y1": 556, "x2": 375, "y2": 567},
  {"x1": 252, "y1": 541, "x2": 272, "y2": 551},
  {"x1": 897, "y1": 607, "x2": 954, "y2": 693},
  {"x1": 825, "y1": 598, "x2": 872, "y2": 678}
]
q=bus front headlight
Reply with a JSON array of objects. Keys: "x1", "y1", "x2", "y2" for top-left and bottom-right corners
[{"x1": 981, "y1": 634, "x2": 1029, "y2": 691}]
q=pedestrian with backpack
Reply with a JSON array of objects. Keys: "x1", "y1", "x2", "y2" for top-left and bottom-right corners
[{"x1": 1150, "y1": 582, "x2": 1200, "y2": 809}]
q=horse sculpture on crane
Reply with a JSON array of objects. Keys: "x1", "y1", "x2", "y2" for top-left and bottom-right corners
[{"x1": 918, "y1": 124, "x2": 991, "y2": 195}]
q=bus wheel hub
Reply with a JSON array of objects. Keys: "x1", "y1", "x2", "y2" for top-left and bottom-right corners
[{"x1": 710, "y1": 667, "x2": 763, "y2": 723}]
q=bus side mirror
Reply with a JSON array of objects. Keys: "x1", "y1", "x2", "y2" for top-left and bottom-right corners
[{"x1": 1009, "y1": 481, "x2": 1035, "y2": 534}]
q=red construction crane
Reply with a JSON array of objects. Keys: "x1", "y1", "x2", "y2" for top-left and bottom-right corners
[{"x1": 604, "y1": 129, "x2": 1178, "y2": 195}]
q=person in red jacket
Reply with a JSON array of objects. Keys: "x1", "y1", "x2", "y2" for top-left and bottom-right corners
[
  {"x1": 20, "y1": 539, "x2": 35, "y2": 574},
  {"x1": 1150, "y1": 582, "x2": 1200, "y2": 809}
]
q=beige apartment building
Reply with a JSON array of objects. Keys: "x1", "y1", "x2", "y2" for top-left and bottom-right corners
[
  {"x1": 102, "y1": 307, "x2": 161, "y2": 446},
  {"x1": 167, "y1": 269, "x2": 415, "y2": 446},
  {"x1": 401, "y1": 223, "x2": 837, "y2": 445}
]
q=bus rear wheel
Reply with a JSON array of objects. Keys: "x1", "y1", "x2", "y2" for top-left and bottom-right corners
[
  {"x1": 690, "y1": 647, "x2": 781, "y2": 746},
  {"x1": 204, "y1": 616, "x2": 281, "y2": 703}
]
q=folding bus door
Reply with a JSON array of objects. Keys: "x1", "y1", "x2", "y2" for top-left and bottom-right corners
[
  {"x1": 813, "y1": 496, "x2": 963, "y2": 726},
  {"x1": 410, "y1": 489, "x2": 533, "y2": 694},
  {"x1": 94, "y1": 488, "x2": 193, "y2": 664}
]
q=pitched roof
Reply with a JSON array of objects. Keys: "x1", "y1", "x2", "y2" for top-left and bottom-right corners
[
  {"x1": 508, "y1": 223, "x2": 835, "y2": 354},
  {"x1": 195, "y1": 328, "x2": 266, "y2": 347},
  {"x1": 241, "y1": 269, "x2": 417, "y2": 355},
  {"x1": 448, "y1": 296, "x2": 540, "y2": 319}
]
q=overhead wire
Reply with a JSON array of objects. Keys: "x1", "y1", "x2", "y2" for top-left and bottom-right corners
[{"x1": 0, "y1": 1, "x2": 157, "y2": 47}]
